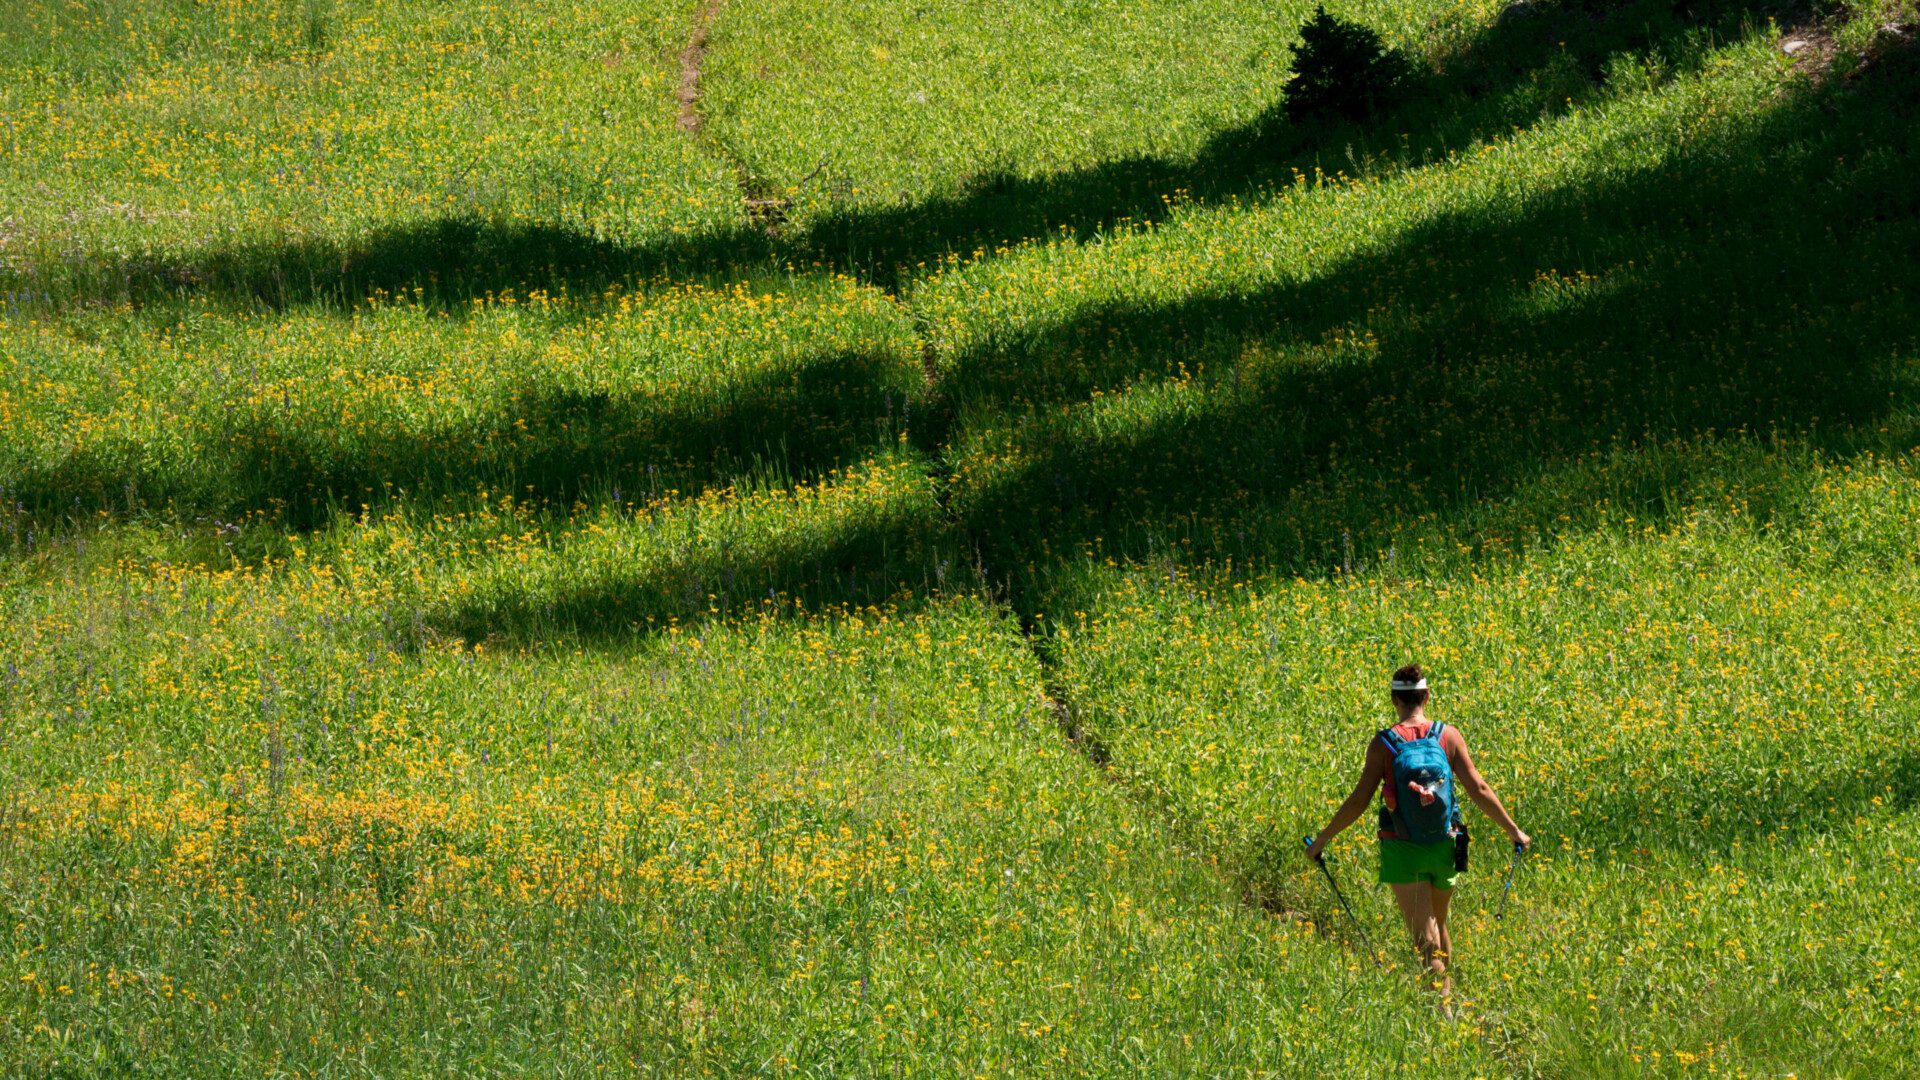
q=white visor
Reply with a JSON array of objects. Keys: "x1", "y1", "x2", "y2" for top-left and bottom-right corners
[{"x1": 1389, "y1": 678, "x2": 1428, "y2": 691}]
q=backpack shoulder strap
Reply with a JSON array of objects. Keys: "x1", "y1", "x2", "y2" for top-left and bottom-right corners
[
  {"x1": 1426, "y1": 721, "x2": 1446, "y2": 743},
  {"x1": 1377, "y1": 727, "x2": 1406, "y2": 753}
]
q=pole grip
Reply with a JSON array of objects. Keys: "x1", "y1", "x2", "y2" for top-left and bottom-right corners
[{"x1": 1302, "y1": 836, "x2": 1325, "y2": 864}]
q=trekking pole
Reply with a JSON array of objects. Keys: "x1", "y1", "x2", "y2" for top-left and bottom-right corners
[
  {"x1": 1495, "y1": 842, "x2": 1525, "y2": 921},
  {"x1": 1303, "y1": 837, "x2": 1374, "y2": 953}
]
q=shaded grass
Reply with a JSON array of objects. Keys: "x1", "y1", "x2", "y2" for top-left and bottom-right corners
[
  {"x1": 1, "y1": 270, "x2": 924, "y2": 531},
  {"x1": 0, "y1": 589, "x2": 1497, "y2": 1076},
  {"x1": 5, "y1": 0, "x2": 1821, "y2": 307},
  {"x1": 0, "y1": 0, "x2": 737, "y2": 289},
  {"x1": 437, "y1": 34, "x2": 1920, "y2": 641},
  {"x1": 9, "y1": 24, "x2": 1915, "y2": 593},
  {"x1": 3, "y1": 1, "x2": 1920, "y2": 1075},
  {"x1": 8, "y1": 344, "x2": 917, "y2": 532},
  {"x1": 414, "y1": 453, "x2": 971, "y2": 649},
  {"x1": 1053, "y1": 495, "x2": 1920, "y2": 1074},
  {"x1": 780, "y1": 0, "x2": 1818, "y2": 290}
]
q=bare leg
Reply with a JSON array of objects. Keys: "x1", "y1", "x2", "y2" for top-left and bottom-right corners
[
  {"x1": 1389, "y1": 880, "x2": 1428, "y2": 942},
  {"x1": 1431, "y1": 886, "x2": 1455, "y2": 1001},
  {"x1": 1388, "y1": 882, "x2": 1449, "y2": 997}
]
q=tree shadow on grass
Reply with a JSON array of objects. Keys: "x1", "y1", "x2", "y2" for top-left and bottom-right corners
[
  {"x1": 14, "y1": 7, "x2": 1914, "y2": 691},
  {"x1": 11, "y1": 216, "x2": 777, "y2": 317},
  {"x1": 1524, "y1": 746, "x2": 1920, "y2": 864},
  {"x1": 939, "y1": 44, "x2": 1920, "y2": 615},
  {"x1": 7, "y1": 0, "x2": 1811, "y2": 312},
  {"x1": 804, "y1": 0, "x2": 1815, "y2": 291},
  {"x1": 381, "y1": 40, "x2": 1920, "y2": 891},
  {"x1": 8, "y1": 347, "x2": 915, "y2": 530},
  {"x1": 3, "y1": 0, "x2": 1836, "y2": 545},
  {"x1": 420, "y1": 42, "x2": 1919, "y2": 653},
  {"x1": 418, "y1": 506, "x2": 970, "y2": 650}
]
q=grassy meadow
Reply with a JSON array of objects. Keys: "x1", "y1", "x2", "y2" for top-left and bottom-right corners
[{"x1": 3, "y1": 0, "x2": 1919, "y2": 1074}]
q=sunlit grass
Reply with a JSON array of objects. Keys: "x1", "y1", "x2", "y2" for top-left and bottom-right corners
[
  {"x1": 1053, "y1": 453, "x2": 1920, "y2": 1074},
  {"x1": 2, "y1": 0, "x2": 1918, "y2": 1073},
  {"x1": 0, "y1": 0, "x2": 735, "y2": 267},
  {"x1": 0, "y1": 272, "x2": 920, "y2": 525},
  {"x1": 0, "y1": 498, "x2": 1506, "y2": 1075}
]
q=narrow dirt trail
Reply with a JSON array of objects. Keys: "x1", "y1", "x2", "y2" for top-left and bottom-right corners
[
  {"x1": 665, "y1": 0, "x2": 1312, "y2": 930},
  {"x1": 663, "y1": 0, "x2": 1316, "y2": 934},
  {"x1": 675, "y1": 0, "x2": 722, "y2": 133},
  {"x1": 673, "y1": 0, "x2": 800, "y2": 234}
]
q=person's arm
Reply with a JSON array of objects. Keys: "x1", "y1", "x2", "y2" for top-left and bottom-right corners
[
  {"x1": 1306, "y1": 737, "x2": 1386, "y2": 861},
  {"x1": 1446, "y1": 728, "x2": 1531, "y2": 850}
]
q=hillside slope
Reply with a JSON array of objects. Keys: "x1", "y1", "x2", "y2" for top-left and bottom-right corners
[{"x1": 3, "y1": 0, "x2": 1917, "y2": 1074}]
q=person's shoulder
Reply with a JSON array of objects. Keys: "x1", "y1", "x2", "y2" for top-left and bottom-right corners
[{"x1": 1439, "y1": 721, "x2": 1468, "y2": 747}]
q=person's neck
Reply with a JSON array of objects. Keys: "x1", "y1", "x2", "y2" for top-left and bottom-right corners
[{"x1": 1395, "y1": 707, "x2": 1427, "y2": 725}]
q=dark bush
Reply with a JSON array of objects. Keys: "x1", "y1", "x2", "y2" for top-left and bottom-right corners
[{"x1": 1283, "y1": 6, "x2": 1411, "y2": 123}]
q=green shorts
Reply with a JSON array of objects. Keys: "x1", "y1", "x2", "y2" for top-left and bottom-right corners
[{"x1": 1378, "y1": 838, "x2": 1459, "y2": 891}]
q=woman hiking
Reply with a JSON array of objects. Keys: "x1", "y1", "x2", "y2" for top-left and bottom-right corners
[{"x1": 1305, "y1": 664, "x2": 1530, "y2": 1000}]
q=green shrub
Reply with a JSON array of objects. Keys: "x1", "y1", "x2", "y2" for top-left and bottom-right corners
[{"x1": 1283, "y1": 5, "x2": 1411, "y2": 123}]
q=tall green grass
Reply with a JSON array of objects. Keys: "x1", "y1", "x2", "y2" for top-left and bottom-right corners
[
  {"x1": 3, "y1": 0, "x2": 1918, "y2": 1073},
  {"x1": 1055, "y1": 458, "x2": 1920, "y2": 1073},
  {"x1": 0, "y1": 0, "x2": 738, "y2": 301},
  {"x1": 0, "y1": 500, "x2": 1516, "y2": 1075}
]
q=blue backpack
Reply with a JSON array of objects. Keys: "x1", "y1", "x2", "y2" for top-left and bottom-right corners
[{"x1": 1378, "y1": 722, "x2": 1461, "y2": 844}]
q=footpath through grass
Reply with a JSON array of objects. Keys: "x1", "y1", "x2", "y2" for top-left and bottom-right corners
[
  {"x1": 1056, "y1": 480, "x2": 1920, "y2": 1074},
  {"x1": 1, "y1": 499, "x2": 1511, "y2": 1075}
]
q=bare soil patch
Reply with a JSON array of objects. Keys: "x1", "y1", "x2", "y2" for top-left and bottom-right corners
[{"x1": 676, "y1": 0, "x2": 722, "y2": 133}]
